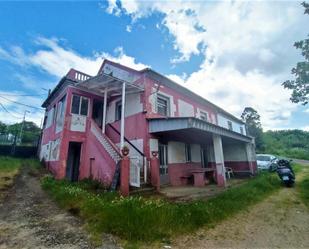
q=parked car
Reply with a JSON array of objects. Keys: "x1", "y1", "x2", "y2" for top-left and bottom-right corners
[{"x1": 256, "y1": 154, "x2": 278, "y2": 171}]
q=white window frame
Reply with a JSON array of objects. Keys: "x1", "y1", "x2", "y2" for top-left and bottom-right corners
[
  {"x1": 70, "y1": 94, "x2": 89, "y2": 116},
  {"x1": 156, "y1": 93, "x2": 170, "y2": 116}
]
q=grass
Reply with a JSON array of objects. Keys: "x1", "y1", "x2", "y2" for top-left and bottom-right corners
[
  {"x1": 0, "y1": 156, "x2": 41, "y2": 198},
  {"x1": 0, "y1": 156, "x2": 22, "y2": 194},
  {"x1": 297, "y1": 166, "x2": 309, "y2": 208},
  {"x1": 41, "y1": 171, "x2": 281, "y2": 244}
]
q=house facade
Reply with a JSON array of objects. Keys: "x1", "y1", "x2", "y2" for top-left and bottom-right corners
[{"x1": 39, "y1": 59, "x2": 257, "y2": 190}]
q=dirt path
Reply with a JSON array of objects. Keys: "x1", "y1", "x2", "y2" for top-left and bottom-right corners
[
  {"x1": 0, "y1": 166, "x2": 120, "y2": 249},
  {"x1": 172, "y1": 165, "x2": 309, "y2": 249}
]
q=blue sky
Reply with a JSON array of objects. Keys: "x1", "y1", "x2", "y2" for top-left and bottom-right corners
[{"x1": 0, "y1": 0, "x2": 308, "y2": 131}]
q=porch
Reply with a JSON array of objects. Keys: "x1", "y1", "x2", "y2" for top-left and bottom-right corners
[
  {"x1": 148, "y1": 117, "x2": 257, "y2": 188},
  {"x1": 160, "y1": 177, "x2": 249, "y2": 202}
]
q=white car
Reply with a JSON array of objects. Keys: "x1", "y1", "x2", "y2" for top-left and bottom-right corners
[{"x1": 256, "y1": 154, "x2": 278, "y2": 171}]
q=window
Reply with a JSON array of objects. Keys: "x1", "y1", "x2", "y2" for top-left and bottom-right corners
[
  {"x1": 240, "y1": 126, "x2": 244, "y2": 135},
  {"x1": 71, "y1": 95, "x2": 89, "y2": 116},
  {"x1": 56, "y1": 95, "x2": 66, "y2": 132},
  {"x1": 185, "y1": 144, "x2": 191, "y2": 162},
  {"x1": 157, "y1": 94, "x2": 170, "y2": 116},
  {"x1": 227, "y1": 121, "x2": 233, "y2": 131},
  {"x1": 115, "y1": 101, "x2": 122, "y2": 121},
  {"x1": 200, "y1": 111, "x2": 208, "y2": 121},
  {"x1": 45, "y1": 107, "x2": 55, "y2": 128}
]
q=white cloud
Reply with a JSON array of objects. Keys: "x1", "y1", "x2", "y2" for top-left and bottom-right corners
[
  {"x1": 0, "y1": 90, "x2": 45, "y2": 125},
  {"x1": 0, "y1": 37, "x2": 149, "y2": 125},
  {"x1": 304, "y1": 109, "x2": 309, "y2": 114},
  {"x1": 106, "y1": 0, "x2": 307, "y2": 130},
  {"x1": 0, "y1": 37, "x2": 148, "y2": 78},
  {"x1": 302, "y1": 126, "x2": 309, "y2": 131}
]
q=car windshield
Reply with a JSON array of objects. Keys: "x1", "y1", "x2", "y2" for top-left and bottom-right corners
[{"x1": 257, "y1": 155, "x2": 271, "y2": 161}]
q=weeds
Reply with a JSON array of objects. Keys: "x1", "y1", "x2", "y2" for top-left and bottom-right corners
[{"x1": 41, "y1": 172, "x2": 281, "y2": 243}]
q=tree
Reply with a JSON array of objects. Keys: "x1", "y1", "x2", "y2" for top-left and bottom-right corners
[
  {"x1": 282, "y1": 2, "x2": 309, "y2": 105},
  {"x1": 7, "y1": 121, "x2": 41, "y2": 145},
  {"x1": 0, "y1": 121, "x2": 7, "y2": 134},
  {"x1": 241, "y1": 107, "x2": 264, "y2": 151}
]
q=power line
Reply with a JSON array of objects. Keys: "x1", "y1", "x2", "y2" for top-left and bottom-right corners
[
  {"x1": 0, "y1": 102, "x2": 23, "y2": 119},
  {"x1": 0, "y1": 93, "x2": 46, "y2": 97},
  {"x1": 0, "y1": 95, "x2": 44, "y2": 111}
]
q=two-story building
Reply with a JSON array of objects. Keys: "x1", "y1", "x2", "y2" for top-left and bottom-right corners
[{"x1": 39, "y1": 59, "x2": 257, "y2": 190}]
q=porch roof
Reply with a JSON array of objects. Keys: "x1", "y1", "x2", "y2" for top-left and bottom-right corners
[
  {"x1": 76, "y1": 72, "x2": 144, "y2": 97},
  {"x1": 148, "y1": 117, "x2": 253, "y2": 143}
]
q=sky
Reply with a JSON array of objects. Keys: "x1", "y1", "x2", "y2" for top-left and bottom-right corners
[{"x1": 0, "y1": 0, "x2": 308, "y2": 131}]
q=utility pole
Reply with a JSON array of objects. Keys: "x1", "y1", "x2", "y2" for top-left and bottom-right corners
[{"x1": 18, "y1": 110, "x2": 30, "y2": 145}]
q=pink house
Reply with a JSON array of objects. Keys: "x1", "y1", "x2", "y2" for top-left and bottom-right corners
[{"x1": 39, "y1": 59, "x2": 257, "y2": 191}]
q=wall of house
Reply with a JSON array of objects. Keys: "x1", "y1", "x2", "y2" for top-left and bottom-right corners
[
  {"x1": 217, "y1": 114, "x2": 246, "y2": 135},
  {"x1": 145, "y1": 77, "x2": 217, "y2": 124},
  {"x1": 222, "y1": 141, "x2": 255, "y2": 172}
]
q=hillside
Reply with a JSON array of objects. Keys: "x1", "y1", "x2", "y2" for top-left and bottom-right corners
[{"x1": 262, "y1": 130, "x2": 309, "y2": 160}]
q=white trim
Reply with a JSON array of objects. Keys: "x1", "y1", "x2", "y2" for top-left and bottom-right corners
[
  {"x1": 120, "y1": 82, "x2": 126, "y2": 149},
  {"x1": 102, "y1": 90, "x2": 108, "y2": 133}
]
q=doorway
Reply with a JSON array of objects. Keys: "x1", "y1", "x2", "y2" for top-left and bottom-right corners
[
  {"x1": 66, "y1": 142, "x2": 82, "y2": 182},
  {"x1": 159, "y1": 143, "x2": 169, "y2": 185}
]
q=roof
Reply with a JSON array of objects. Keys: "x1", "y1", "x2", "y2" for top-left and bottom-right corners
[
  {"x1": 41, "y1": 69, "x2": 92, "y2": 108},
  {"x1": 142, "y1": 68, "x2": 245, "y2": 124},
  {"x1": 148, "y1": 117, "x2": 252, "y2": 143}
]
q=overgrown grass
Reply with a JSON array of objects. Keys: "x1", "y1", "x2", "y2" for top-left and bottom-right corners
[
  {"x1": 0, "y1": 156, "x2": 22, "y2": 193},
  {"x1": 0, "y1": 156, "x2": 41, "y2": 196},
  {"x1": 298, "y1": 166, "x2": 309, "y2": 208},
  {"x1": 41, "y1": 172, "x2": 281, "y2": 243}
]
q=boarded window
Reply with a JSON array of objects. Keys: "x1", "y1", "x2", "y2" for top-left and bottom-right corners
[{"x1": 157, "y1": 94, "x2": 170, "y2": 116}]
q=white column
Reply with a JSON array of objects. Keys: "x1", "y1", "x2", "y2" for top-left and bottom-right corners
[
  {"x1": 102, "y1": 89, "x2": 108, "y2": 133},
  {"x1": 120, "y1": 82, "x2": 126, "y2": 149},
  {"x1": 212, "y1": 134, "x2": 226, "y2": 186},
  {"x1": 246, "y1": 143, "x2": 255, "y2": 174}
]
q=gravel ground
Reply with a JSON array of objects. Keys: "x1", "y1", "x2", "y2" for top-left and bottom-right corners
[{"x1": 0, "y1": 166, "x2": 121, "y2": 249}]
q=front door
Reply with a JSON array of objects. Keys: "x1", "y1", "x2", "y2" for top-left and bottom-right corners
[
  {"x1": 92, "y1": 99, "x2": 103, "y2": 128},
  {"x1": 159, "y1": 143, "x2": 169, "y2": 185},
  {"x1": 66, "y1": 142, "x2": 82, "y2": 182}
]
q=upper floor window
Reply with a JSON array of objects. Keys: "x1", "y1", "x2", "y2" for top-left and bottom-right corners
[
  {"x1": 200, "y1": 111, "x2": 208, "y2": 121},
  {"x1": 71, "y1": 95, "x2": 89, "y2": 116},
  {"x1": 115, "y1": 100, "x2": 122, "y2": 121},
  {"x1": 45, "y1": 107, "x2": 54, "y2": 129},
  {"x1": 240, "y1": 126, "x2": 244, "y2": 135},
  {"x1": 157, "y1": 94, "x2": 170, "y2": 116},
  {"x1": 227, "y1": 121, "x2": 233, "y2": 131},
  {"x1": 185, "y1": 144, "x2": 192, "y2": 162}
]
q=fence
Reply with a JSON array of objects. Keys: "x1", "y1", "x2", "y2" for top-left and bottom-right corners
[{"x1": 0, "y1": 131, "x2": 40, "y2": 158}]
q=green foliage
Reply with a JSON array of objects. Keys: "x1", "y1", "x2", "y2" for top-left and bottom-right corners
[
  {"x1": 241, "y1": 107, "x2": 264, "y2": 151},
  {"x1": 0, "y1": 156, "x2": 22, "y2": 173},
  {"x1": 262, "y1": 130, "x2": 309, "y2": 160},
  {"x1": 0, "y1": 121, "x2": 7, "y2": 134},
  {"x1": 41, "y1": 173, "x2": 280, "y2": 242},
  {"x1": 283, "y1": 2, "x2": 309, "y2": 105},
  {"x1": 299, "y1": 178, "x2": 309, "y2": 208},
  {"x1": 4, "y1": 121, "x2": 41, "y2": 145}
]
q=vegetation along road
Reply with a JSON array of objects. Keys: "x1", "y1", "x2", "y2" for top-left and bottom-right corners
[
  {"x1": 0, "y1": 157, "x2": 308, "y2": 249},
  {"x1": 170, "y1": 162, "x2": 309, "y2": 249}
]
